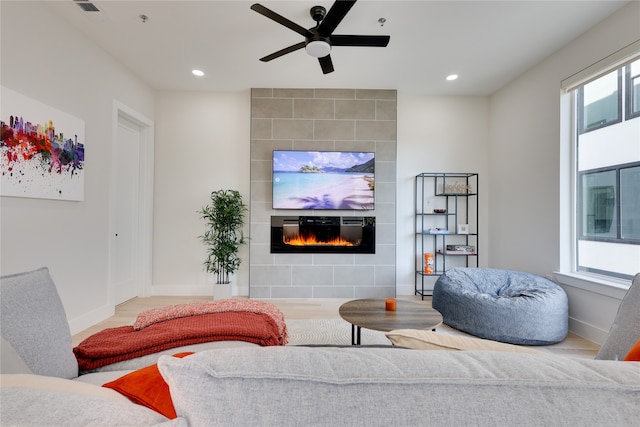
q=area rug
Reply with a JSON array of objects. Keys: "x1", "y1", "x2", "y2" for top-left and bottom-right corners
[{"x1": 285, "y1": 318, "x2": 468, "y2": 346}]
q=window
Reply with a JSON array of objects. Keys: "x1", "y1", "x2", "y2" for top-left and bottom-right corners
[
  {"x1": 620, "y1": 165, "x2": 640, "y2": 240},
  {"x1": 579, "y1": 163, "x2": 640, "y2": 242},
  {"x1": 578, "y1": 69, "x2": 621, "y2": 133},
  {"x1": 626, "y1": 60, "x2": 640, "y2": 119},
  {"x1": 571, "y1": 57, "x2": 640, "y2": 281}
]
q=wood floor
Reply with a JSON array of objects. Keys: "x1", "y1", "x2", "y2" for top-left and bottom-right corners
[{"x1": 72, "y1": 295, "x2": 601, "y2": 359}]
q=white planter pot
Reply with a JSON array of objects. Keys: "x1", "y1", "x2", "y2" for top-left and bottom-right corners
[{"x1": 213, "y1": 283, "x2": 232, "y2": 300}]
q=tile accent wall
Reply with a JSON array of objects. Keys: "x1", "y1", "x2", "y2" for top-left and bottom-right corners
[{"x1": 250, "y1": 88, "x2": 397, "y2": 298}]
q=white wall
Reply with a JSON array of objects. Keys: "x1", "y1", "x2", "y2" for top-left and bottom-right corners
[
  {"x1": 152, "y1": 91, "x2": 251, "y2": 297},
  {"x1": 0, "y1": 2, "x2": 155, "y2": 333},
  {"x1": 395, "y1": 95, "x2": 490, "y2": 294},
  {"x1": 489, "y1": 1, "x2": 640, "y2": 343}
]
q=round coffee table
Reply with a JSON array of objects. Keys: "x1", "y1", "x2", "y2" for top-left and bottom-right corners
[{"x1": 339, "y1": 298, "x2": 443, "y2": 345}]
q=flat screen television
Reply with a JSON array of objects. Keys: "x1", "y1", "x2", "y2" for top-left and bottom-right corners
[{"x1": 272, "y1": 150, "x2": 375, "y2": 210}]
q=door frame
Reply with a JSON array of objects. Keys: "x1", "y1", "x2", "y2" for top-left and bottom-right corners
[{"x1": 109, "y1": 101, "x2": 154, "y2": 303}]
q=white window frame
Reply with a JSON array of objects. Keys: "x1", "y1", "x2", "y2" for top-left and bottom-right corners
[{"x1": 557, "y1": 40, "x2": 640, "y2": 295}]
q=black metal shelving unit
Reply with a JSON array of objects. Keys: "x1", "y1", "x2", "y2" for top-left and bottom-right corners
[{"x1": 415, "y1": 172, "x2": 479, "y2": 299}]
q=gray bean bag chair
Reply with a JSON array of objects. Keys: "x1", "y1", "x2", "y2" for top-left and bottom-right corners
[{"x1": 432, "y1": 268, "x2": 568, "y2": 345}]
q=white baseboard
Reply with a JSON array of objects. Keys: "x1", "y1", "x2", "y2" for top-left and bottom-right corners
[
  {"x1": 151, "y1": 284, "x2": 214, "y2": 296},
  {"x1": 150, "y1": 283, "x2": 250, "y2": 298},
  {"x1": 568, "y1": 316, "x2": 608, "y2": 345},
  {"x1": 68, "y1": 304, "x2": 114, "y2": 335},
  {"x1": 396, "y1": 283, "x2": 415, "y2": 296}
]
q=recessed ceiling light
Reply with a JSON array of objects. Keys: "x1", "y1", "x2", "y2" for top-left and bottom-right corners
[
  {"x1": 192, "y1": 69, "x2": 205, "y2": 77},
  {"x1": 446, "y1": 74, "x2": 459, "y2": 81}
]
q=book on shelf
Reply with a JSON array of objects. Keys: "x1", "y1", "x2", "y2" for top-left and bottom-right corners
[
  {"x1": 446, "y1": 245, "x2": 475, "y2": 252},
  {"x1": 438, "y1": 248, "x2": 476, "y2": 255},
  {"x1": 425, "y1": 228, "x2": 450, "y2": 234}
]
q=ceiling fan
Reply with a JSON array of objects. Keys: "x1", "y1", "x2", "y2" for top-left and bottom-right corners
[{"x1": 250, "y1": 1, "x2": 390, "y2": 74}]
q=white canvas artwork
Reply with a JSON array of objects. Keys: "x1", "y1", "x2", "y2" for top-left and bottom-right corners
[{"x1": 1, "y1": 86, "x2": 85, "y2": 201}]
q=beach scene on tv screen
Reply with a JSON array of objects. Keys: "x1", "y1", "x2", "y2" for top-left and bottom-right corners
[{"x1": 273, "y1": 151, "x2": 375, "y2": 210}]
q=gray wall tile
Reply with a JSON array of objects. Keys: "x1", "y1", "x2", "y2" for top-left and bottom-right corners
[
  {"x1": 294, "y1": 98, "x2": 334, "y2": 119},
  {"x1": 376, "y1": 100, "x2": 397, "y2": 120},
  {"x1": 335, "y1": 100, "x2": 376, "y2": 120},
  {"x1": 274, "y1": 88, "x2": 315, "y2": 98},
  {"x1": 354, "y1": 287, "x2": 395, "y2": 298},
  {"x1": 251, "y1": 88, "x2": 273, "y2": 98},
  {"x1": 356, "y1": 89, "x2": 396, "y2": 100},
  {"x1": 251, "y1": 119, "x2": 272, "y2": 139},
  {"x1": 334, "y1": 266, "x2": 375, "y2": 286},
  {"x1": 356, "y1": 120, "x2": 397, "y2": 141},
  {"x1": 315, "y1": 88, "x2": 355, "y2": 99},
  {"x1": 252, "y1": 98, "x2": 293, "y2": 119},
  {"x1": 271, "y1": 286, "x2": 313, "y2": 298},
  {"x1": 249, "y1": 286, "x2": 271, "y2": 298},
  {"x1": 291, "y1": 266, "x2": 334, "y2": 286},
  {"x1": 273, "y1": 119, "x2": 314, "y2": 139},
  {"x1": 313, "y1": 287, "x2": 355, "y2": 298},
  {"x1": 314, "y1": 119, "x2": 355, "y2": 140}
]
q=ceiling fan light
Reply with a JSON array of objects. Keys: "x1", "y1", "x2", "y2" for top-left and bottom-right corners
[{"x1": 306, "y1": 40, "x2": 331, "y2": 58}]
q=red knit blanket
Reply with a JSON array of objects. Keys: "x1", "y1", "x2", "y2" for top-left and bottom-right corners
[{"x1": 74, "y1": 311, "x2": 283, "y2": 371}]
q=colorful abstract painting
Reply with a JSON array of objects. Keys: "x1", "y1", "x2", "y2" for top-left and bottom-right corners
[{"x1": 1, "y1": 87, "x2": 85, "y2": 201}]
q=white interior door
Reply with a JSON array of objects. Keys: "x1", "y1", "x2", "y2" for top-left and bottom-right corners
[{"x1": 111, "y1": 116, "x2": 141, "y2": 304}]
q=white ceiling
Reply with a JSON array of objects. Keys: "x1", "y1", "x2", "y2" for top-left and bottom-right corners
[{"x1": 46, "y1": 0, "x2": 630, "y2": 95}]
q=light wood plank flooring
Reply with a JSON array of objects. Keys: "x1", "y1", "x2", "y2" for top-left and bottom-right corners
[{"x1": 72, "y1": 295, "x2": 601, "y2": 359}]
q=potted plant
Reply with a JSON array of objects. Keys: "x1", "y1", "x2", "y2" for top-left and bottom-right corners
[{"x1": 198, "y1": 189, "x2": 248, "y2": 286}]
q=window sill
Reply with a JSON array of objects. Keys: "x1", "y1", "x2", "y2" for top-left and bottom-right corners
[{"x1": 554, "y1": 271, "x2": 630, "y2": 299}]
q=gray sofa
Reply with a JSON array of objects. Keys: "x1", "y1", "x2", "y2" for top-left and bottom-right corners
[{"x1": 2, "y1": 267, "x2": 639, "y2": 426}]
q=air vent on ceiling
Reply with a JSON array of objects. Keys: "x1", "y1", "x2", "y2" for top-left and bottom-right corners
[{"x1": 74, "y1": 0, "x2": 101, "y2": 13}]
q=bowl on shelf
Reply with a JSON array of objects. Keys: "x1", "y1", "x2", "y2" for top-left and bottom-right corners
[{"x1": 433, "y1": 209, "x2": 447, "y2": 214}]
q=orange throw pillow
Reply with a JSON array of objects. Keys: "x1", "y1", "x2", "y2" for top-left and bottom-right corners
[
  {"x1": 102, "y1": 352, "x2": 193, "y2": 419},
  {"x1": 623, "y1": 339, "x2": 640, "y2": 361}
]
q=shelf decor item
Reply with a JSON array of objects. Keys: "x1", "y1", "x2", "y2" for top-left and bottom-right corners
[
  {"x1": 198, "y1": 189, "x2": 248, "y2": 285},
  {"x1": 457, "y1": 224, "x2": 470, "y2": 234},
  {"x1": 424, "y1": 253, "x2": 435, "y2": 274}
]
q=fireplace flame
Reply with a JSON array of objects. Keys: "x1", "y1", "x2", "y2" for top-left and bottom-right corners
[{"x1": 284, "y1": 235, "x2": 359, "y2": 247}]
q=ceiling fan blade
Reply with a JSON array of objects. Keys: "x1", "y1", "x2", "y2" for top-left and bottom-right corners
[
  {"x1": 318, "y1": 55, "x2": 334, "y2": 74},
  {"x1": 330, "y1": 35, "x2": 390, "y2": 47},
  {"x1": 259, "y1": 41, "x2": 306, "y2": 62},
  {"x1": 317, "y1": 0, "x2": 357, "y2": 36},
  {"x1": 251, "y1": 3, "x2": 313, "y2": 38}
]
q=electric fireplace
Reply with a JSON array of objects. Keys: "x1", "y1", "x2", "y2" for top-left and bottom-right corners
[{"x1": 270, "y1": 216, "x2": 375, "y2": 254}]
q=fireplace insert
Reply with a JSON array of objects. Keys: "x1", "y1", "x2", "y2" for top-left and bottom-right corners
[{"x1": 270, "y1": 216, "x2": 375, "y2": 254}]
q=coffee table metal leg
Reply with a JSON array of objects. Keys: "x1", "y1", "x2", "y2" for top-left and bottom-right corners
[{"x1": 350, "y1": 324, "x2": 362, "y2": 345}]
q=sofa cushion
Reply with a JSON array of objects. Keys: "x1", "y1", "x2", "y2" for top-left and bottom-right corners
[
  {"x1": 1, "y1": 373, "x2": 127, "y2": 400},
  {"x1": 0, "y1": 387, "x2": 170, "y2": 426},
  {"x1": 81, "y1": 340, "x2": 259, "y2": 374},
  {"x1": 158, "y1": 346, "x2": 640, "y2": 426},
  {"x1": 0, "y1": 267, "x2": 78, "y2": 378},
  {"x1": 385, "y1": 329, "x2": 545, "y2": 354},
  {"x1": 1, "y1": 337, "x2": 33, "y2": 374}
]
